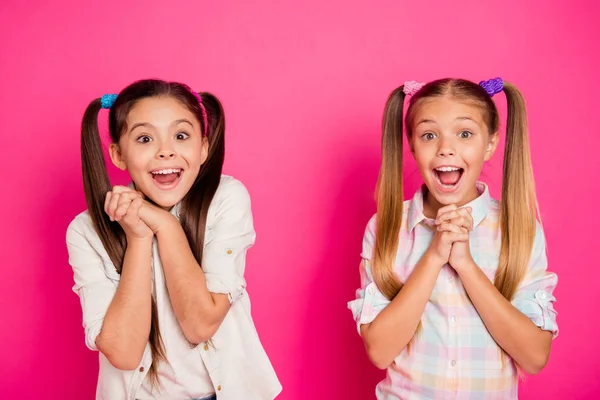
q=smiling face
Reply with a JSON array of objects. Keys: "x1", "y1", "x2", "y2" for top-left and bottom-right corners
[
  {"x1": 109, "y1": 96, "x2": 208, "y2": 209},
  {"x1": 409, "y1": 96, "x2": 499, "y2": 214}
]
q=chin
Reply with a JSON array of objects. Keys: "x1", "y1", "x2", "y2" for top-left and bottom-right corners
[{"x1": 147, "y1": 191, "x2": 186, "y2": 209}]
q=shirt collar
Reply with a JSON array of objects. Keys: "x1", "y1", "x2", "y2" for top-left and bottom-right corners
[{"x1": 407, "y1": 181, "x2": 491, "y2": 232}]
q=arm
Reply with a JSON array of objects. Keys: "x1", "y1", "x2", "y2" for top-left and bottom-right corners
[
  {"x1": 145, "y1": 179, "x2": 255, "y2": 344},
  {"x1": 96, "y1": 237, "x2": 153, "y2": 370},
  {"x1": 66, "y1": 218, "x2": 152, "y2": 371},
  {"x1": 452, "y1": 224, "x2": 558, "y2": 374},
  {"x1": 348, "y1": 212, "x2": 464, "y2": 369},
  {"x1": 359, "y1": 253, "x2": 443, "y2": 369},
  {"x1": 154, "y1": 219, "x2": 231, "y2": 344}
]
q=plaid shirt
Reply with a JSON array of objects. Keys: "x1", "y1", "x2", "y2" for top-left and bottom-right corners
[{"x1": 348, "y1": 182, "x2": 558, "y2": 400}]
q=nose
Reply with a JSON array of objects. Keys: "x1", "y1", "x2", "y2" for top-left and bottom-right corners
[
  {"x1": 437, "y1": 137, "x2": 456, "y2": 157},
  {"x1": 157, "y1": 149, "x2": 176, "y2": 159}
]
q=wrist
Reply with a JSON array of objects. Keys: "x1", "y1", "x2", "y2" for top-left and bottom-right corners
[
  {"x1": 422, "y1": 251, "x2": 446, "y2": 271},
  {"x1": 154, "y1": 216, "x2": 180, "y2": 237},
  {"x1": 126, "y1": 235, "x2": 154, "y2": 247},
  {"x1": 454, "y1": 259, "x2": 478, "y2": 276}
]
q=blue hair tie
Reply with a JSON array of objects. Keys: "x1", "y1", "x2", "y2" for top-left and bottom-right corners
[
  {"x1": 479, "y1": 77, "x2": 504, "y2": 97},
  {"x1": 101, "y1": 94, "x2": 118, "y2": 109}
]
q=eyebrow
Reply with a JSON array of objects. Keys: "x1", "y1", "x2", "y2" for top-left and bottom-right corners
[
  {"x1": 416, "y1": 118, "x2": 437, "y2": 126},
  {"x1": 416, "y1": 116, "x2": 478, "y2": 127},
  {"x1": 455, "y1": 116, "x2": 477, "y2": 122},
  {"x1": 129, "y1": 122, "x2": 154, "y2": 133},
  {"x1": 129, "y1": 119, "x2": 195, "y2": 133},
  {"x1": 172, "y1": 118, "x2": 194, "y2": 128}
]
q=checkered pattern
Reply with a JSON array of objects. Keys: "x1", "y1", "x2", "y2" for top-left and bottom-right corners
[{"x1": 348, "y1": 182, "x2": 558, "y2": 399}]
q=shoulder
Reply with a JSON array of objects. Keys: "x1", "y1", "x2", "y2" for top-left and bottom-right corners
[
  {"x1": 208, "y1": 175, "x2": 253, "y2": 222},
  {"x1": 66, "y1": 210, "x2": 99, "y2": 244},
  {"x1": 216, "y1": 175, "x2": 250, "y2": 198},
  {"x1": 364, "y1": 198, "x2": 412, "y2": 238},
  {"x1": 213, "y1": 175, "x2": 252, "y2": 207}
]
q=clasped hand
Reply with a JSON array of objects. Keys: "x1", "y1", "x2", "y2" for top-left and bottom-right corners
[
  {"x1": 104, "y1": 186, "x2": 174, "y2": 240},
  {"x1": 427, "y1": 204, "x2": 475, "y2": 272}
]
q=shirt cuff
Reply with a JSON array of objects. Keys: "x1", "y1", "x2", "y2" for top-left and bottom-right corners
[
  {"x1": 205, "y1": 272, "x2": 245, "y2": 304},
  {"x1": 512, "y1": 289, "x2": 559, "y2": 338},
  {"x1": 348, "y1": 282, "x2": 391, "y2": 335}
]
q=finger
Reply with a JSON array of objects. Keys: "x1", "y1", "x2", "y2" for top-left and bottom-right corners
[
  {"x1": 104, "y1": 192, "x2": 112, "y2": 216},
  {"x1": 436, "y1": 206, "x2": 472, "y2": 222},
  {"x1": 436, "y1": 204, "x2": 457, "y2": 219},
  {"x1": 447, "y1": 231, "x2": 470, "y2": 242},
  {"x1": 447, "y1": 216, "x2": 473, "y2": 231},
  {"x1": 435, "y1": 209, "x2": 463, "y2": 224},
  {"x1": 122, "y1": 197, "x2": 143, "y2": 225},
  {"x1": 437, "y1": 222, "x2": 464, "y2": 234},
  {"x1": 107, "y1": 193, "x2": 121, "y2": 221},
  {"x1": 457, "y1": 208, "x2": 474, "y2": 230},
  {"x1": 114, "y1": 193, "x2": 135, "y2": 221}
]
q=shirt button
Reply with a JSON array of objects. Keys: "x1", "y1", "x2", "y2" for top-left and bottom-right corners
[
  {"x1": 451, "y1": 360, "x2": 457, "y2": 367},
  {"x1": 204, "y1": 344, "x2": 209, "y2": 351},
  {"x1": 448, "y1": 276, "x2": 454, "y2": 282},
  {"x1": 217, "y1": 385, "x2": 222, "y2": 391},
  {"x1": 139, "y1": 367, "x2": 145, "y2": 372},
  {"x1": 451, "y1": 316, "x2": 456, "y2": 323},
  {"x1": 226, "y1": 249, "x2": 233, "y2": 255}
]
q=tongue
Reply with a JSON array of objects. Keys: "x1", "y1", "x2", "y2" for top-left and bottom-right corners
[
  {"x1": 153, "y1": 173, "x2": 178, "y2": 185},
  {"x1": 438, "y1": 170, "x2": 461, "y2": 185}
]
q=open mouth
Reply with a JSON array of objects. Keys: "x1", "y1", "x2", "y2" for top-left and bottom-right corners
[
  {"x1": 150, "y1": 168, "x2": 183, "y2": 188},
  {"x1": 433, "y1": 166, "x2": 464, "y2": 189}
]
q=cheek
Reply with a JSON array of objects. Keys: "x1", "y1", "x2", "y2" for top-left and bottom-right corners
[
  {"x1": 462, "y1": 144, "x2": 488, "y2": 165},
  {"x1": 123, "y1": 147, "x2": 154, "y2": 174},
  {"x1": 179, "y1": 144, "x2": 204, "y2": 167},
  {"x1": 412, "y1": 143, "x2": 434, "y2": 166}
]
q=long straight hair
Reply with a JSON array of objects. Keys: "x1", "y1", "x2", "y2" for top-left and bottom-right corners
[
  {"x1": 374, "y1": 78, "x2": 538, "y2": 333},
  {"x1": 80, "y1": 79, "x2": 226, "y2": 388}
]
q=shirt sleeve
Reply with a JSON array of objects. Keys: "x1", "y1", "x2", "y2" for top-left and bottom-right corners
[
  {"x1": 510, "y1": 222, "x2": 559, "y2": 338},
  {"x1": 347, "y1": 216, "x2": 392, "y2": 335},
  {"x1": 66, "y1": 215, "x2": 118, "y2": 351},
  {"x1": 202, "y1": 179, "x2": 256, "y2": 304}
]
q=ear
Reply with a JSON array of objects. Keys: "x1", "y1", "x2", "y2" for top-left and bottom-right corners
[
  {"x1": 483, "y1": 132, "x2": 500, "y2": 161},
  {"x1": 109, "y1": 143, "x2": 127, "y2": 170},
  {"x1": 200, "y1": 137, "x2": 209, "y2": 165}
]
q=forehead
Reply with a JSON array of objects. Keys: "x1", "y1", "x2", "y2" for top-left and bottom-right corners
[
  {"x1": 412, "y1": 96, "x2": 486, "y2": 125},
  {"x1": 127, "y1": 96, "x2": 197, "y2": 124}
]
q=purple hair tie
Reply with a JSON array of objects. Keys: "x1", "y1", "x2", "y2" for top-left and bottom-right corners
[
  {"x1": 479, "y1": 77, "x2": 504, "y2": 97},
  {"x1": 403, "y1": 81, "x2": 426, "y2": 96},
  {"x1": 182, "y1": 84, "x2": 209, "y2": 134}
]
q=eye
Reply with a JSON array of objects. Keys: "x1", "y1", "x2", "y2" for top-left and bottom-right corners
[
  {"x1": 136, "y1": 135, "x2": 152, "y2": 143},
  {"x1": 421, "y1": 132, "x2": 437, "y2": 141},
  {"x1": 175, "y1": 132, "x2": 190, "y2": 140},
  {"x1": 459, "y1": 130, "x2": 473, "y2": 139}
]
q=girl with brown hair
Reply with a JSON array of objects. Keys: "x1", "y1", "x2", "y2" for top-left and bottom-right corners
[{"x1": 67, "y1": 79, "x2": 281, "y2": 400}]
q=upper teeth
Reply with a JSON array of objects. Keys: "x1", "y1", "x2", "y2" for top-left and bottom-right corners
[
  {"x1": 435, "y1": 167, "x2": 460, "y2": 172},
  {"x1": 152, "y1": 169, "x2": 181, "y2": 175}
]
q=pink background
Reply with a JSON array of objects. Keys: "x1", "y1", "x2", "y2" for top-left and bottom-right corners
[{"x1": 0, "y1": 0, "x2": 598, "y2": 398}]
